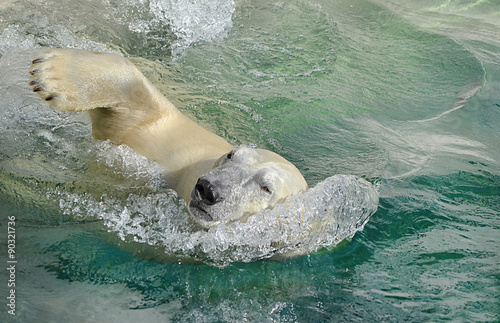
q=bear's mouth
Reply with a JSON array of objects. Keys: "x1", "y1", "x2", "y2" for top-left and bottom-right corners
[{"x1": 188, "y1": 201, "x2": 215, "y2": 223}]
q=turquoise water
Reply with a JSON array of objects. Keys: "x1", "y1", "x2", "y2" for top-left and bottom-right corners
[{"x1": 1, "y1": 0, "x2": 499, "y2": 321}]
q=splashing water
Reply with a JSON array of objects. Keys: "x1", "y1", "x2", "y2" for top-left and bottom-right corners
[
  {"x1": 52, "y1": 172, "x2": 378, "y2": 266},
  {"x1": 145, "y1": 0, "x2": 236, "y2": 57},
  {"x1": 0, "y1": 0, "x2": 235, "y2": 58}
]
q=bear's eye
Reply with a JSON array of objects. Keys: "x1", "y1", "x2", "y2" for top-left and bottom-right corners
[
  {"x1": 227, "y1": 152, "x2": 233, "y2": 160},
  {"x1": 260, "y1": 184, "x2": 272, "y2": 194}
]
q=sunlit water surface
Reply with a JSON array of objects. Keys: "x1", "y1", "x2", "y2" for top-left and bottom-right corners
[{"x1": 1, "y1": 0, "x2": 499, "y2": 322}]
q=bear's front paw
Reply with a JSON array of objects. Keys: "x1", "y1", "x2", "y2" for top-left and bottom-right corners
[
  {"x1": 30, "y1": 64, "x2": 57, "y2": 102},
  {"x1": 29, "y1": 49, "x2": 73, "y2": 111}
]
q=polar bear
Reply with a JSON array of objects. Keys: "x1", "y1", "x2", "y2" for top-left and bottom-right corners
[{"x1": 29, "y1": 48, "x2": 308, "y2": 228}]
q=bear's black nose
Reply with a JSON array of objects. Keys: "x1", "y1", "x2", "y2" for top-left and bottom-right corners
[{"x1": 195, "y1": 179, "x2": 223, "y2": 205}]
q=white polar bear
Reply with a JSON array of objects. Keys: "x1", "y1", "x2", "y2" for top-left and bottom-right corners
[{"x1": 29, "y1": 48, "x2": 308, "y2": 228}]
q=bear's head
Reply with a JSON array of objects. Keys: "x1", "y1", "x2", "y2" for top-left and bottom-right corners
[{"x1": 188, "y1": 147, "x2": 308, "y2": 228}]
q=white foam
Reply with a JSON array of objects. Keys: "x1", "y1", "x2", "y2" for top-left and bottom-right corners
[
  {"x1": 94, "y1": 140, "x2": 166, "y2": 188},
  {"x1": 52, "y1": 173, "x2": 378, "y2": 266},
  {"x1": 148, "y1": 0, "x2": 236, "y2": 57},
  {"x1": 0, "y1": 0, "x2": 235, "y2": 58},
  {"x1": 120, "y1": 0, "x2": 236, "y2": 57}
]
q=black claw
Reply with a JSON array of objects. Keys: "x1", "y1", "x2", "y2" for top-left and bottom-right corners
[
  {"x1": 29, "y1": 80, "x2": 40, "y2": 86},
  {"x1": 29, "y1": 69, "x2": 41, "y2": 76},
  {"x1": 45, "y1": 95, "x2": 56, "y2": 101},
  {"x1": 33, "y1": 85, "x2": 44, "y2": 92},
  {"x1": 32, "y1": 58, "x2": 46, "y2": 64}
]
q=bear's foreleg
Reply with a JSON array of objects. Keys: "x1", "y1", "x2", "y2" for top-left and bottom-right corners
[{"x1": 29, "y1": 48, "x2": 177, "y2": 143}]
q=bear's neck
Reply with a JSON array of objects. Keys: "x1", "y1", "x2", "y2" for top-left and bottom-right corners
[{"x1": 120, "y1": 109, "x2": 233, "y2": 201}]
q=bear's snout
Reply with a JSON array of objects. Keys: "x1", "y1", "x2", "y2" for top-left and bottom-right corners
[{"x1": 194, "y1": 179, "x2": 223, "y2": 205}]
